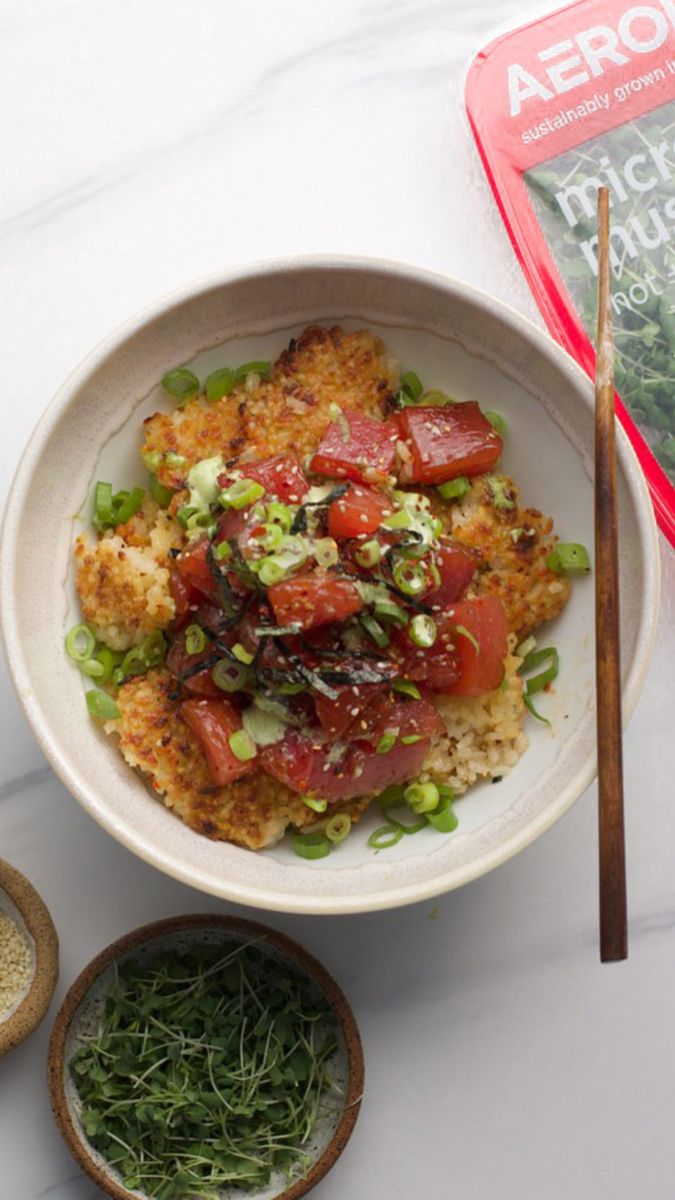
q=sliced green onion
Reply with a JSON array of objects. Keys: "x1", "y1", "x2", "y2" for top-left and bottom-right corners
[
  {"x1": 399, "y1": 371, "x2": 423, "y2": 402},
  {"x1": 161, "y1": 367, "x2": 200, "y2": 401},
  {"x1": 404, "y1": 780, "x2": 440, "y2": 814},
  {"x1": 437, "y1": 476, "x2": 471, "y2": 501},
  {"x1": 235, "y1": 360, "x2": 270, "y2": 382},
  {"x1": 205, "y1": 367, "x2": 235, "y2": 402},
  {"x1": 314, "y1": 538, "x2": 339, "y2": 568},
  {"x1": 523, "y1": 693, "x2": 551, "y2": 725},
  {"x1": 293, "y1": 832, "x2": 331, "y2": 859},
  {"x1": 220, "y1": 479, "x2": 265, "y2": 510},
  {"x1": 94, "y1": 481, "x2": 114, "y2": 528},
  {"x1": 376, "y1": 728, "x2": 398, "y2": 755},
  {"x1": 274, "y1": 535, "x2": 309, "y2": 571},
  {"x1": 266, "y1": 502, "x2": 293, "y2": 531},
  {"x1": 142, "y1": 630, "x2": 167, "y2": 667},
  {"x1": 177, "y1": 504, "x2": 199, "y2": 528},
  {"x1": 393, "y1": 490, "x2": 430, "y2": 511},
  {"x1": 302, "y1": 796, "x2": 328, "y2": 814},
  {"x1": 401, "y1": 734, "x2": 422, "y2": 745},
  {"x1": 232, "y1": 642, "x2": 254, "y2": 665},
  {"x1": 212, "y1": 660, "x2": 251, "y2": 693},
  {"x1": 278, "y1": 681, "x2": 306, "y2": 695},
  {"x1": 80, "y1": 657, "x2": 104, "y2": 679},
  {"x1": 82, "y1": 648, "x2": 118, "y2": 682},
  {"x1": 257, "y1": 522, "x2": 284, "y2": 552},
  {"x1": 86, "y1": 690, "x2": 121, "y2": 721},
  {"x1": 88, "y1": 646, "x2": 118, "y2": 684},
  {"x1": 368, "y1": 824, "x2": 403, "y2": 850},
  {"x1": 392, "y1": 679, "x2": 421, "y2": 700},
  {"x1": 485, "y1": 410, "x2": 506, "y2": 436},
  {"x1": 409, "y1": 614, "x2": 437, "y2": 648},
  {"x1": 142, "y1": 450, "x2": 162, "y2": 474},
  {"x1": 355, "y1": 539, "x2": 382, "y2": 569},
  {"x1": 515, "y1": 635, "x2": 537, "y2": 660},
  {"x1": 185, "y1": 511, "x2": 216, "y2": 538},
  {"x1": 382, "y1": 508, "x2": 412, "y2": 531},
  {"x1": 427, "y1": 793, "x2": 458, "y2": 832},
  {"x1": 546, "y1": 543, "x2": 591, "y2": 574},
  {"x1": 66, "y1": 623, "x2": 97, "y2": 663},
  {"x1": 520, "y1": 647, "x2": 559, "y2": 695},
  {"x1": 165, "y1": 451, "x2": 186, "y2": 469},
  {"x1": 118, "y1": 647, "x2": 149, "y2": 681},
  {"x1": 258, "y1": 558, "x2": 288, "y2": 587},
  {"x1": 213, "y1": 540, "x2": 232, "y2": 561},
  {"x1": 228, "y1": 729, "x2": 257, "y2": 762},
  {"x1": 380, "y1": 808, "x2": 427, "y2": 834},
  {"x1": 392, "y1": 559, "x2": 429, "y2": 597},
  {"x1": 326, "y1": 814, "x2": 352, "y2": 844},
  {"x1": 374, "y1": 598, "x2": 408, "y2": 626},
  {"x1": 420, "y1": 389, "x2": 453, "y2": 406},
  {"x1": 361, "y1": 614, "x2": 390, "y2": 648},
  {"x1": 185, "y1": 624, "x2": 206, "y2": 655},
  {"x1": 149, "y1": 474, "x2": 174, "y2": 507},
  {"x1": 111, "y1": 487, "x2": 146, "y2": 526},
  {"x1": 454, "y1": 624, "x2": 479, "y2": 654},
  {"x1": 377, "y1": 786, "x2": 427, "y2": 832}
]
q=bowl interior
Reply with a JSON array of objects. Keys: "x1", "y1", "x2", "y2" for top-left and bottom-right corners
[
  {"x1": 51, "y1": 916, "x2": 362, "y2": 1200},
  {"x1": 1, "y1": 260, "x2": 660, "y2": 911}
]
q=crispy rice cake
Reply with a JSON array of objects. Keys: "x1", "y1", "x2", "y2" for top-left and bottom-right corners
[
  {"x1": 142, "y1": 325, "x2": 400, "y2": 488},
  {"x1": 110, "y1": 670, "x2": 368, "y2": 849}
]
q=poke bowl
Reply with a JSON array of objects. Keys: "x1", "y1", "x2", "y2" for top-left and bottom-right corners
[{"x1": 0, "y1": 257, "x2": 660, "y2": 913}]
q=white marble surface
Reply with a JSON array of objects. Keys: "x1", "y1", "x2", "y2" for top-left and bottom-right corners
[{"x1": 1, "y1": 2, "x2": 674, "y2": 1197}]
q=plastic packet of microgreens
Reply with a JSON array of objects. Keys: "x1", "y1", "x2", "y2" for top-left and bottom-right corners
[{"x1": 465, "y1": 0, "x2": 675, "y2": 543}]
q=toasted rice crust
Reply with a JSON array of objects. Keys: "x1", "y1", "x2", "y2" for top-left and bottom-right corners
[
  {"x1": 433, "y1": 474, "x2": 571, "y2": 638},
  {"x1": 143, "y1": 325, "x2": 399, "y2": 489}
]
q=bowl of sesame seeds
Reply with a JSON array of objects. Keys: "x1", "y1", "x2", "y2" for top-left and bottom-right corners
[{"x1": 0, "y1": 858, "x2": 59, "y2": 1056}]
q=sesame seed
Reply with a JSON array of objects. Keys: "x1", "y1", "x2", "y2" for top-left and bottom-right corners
[{"x1": 0, "y1": 913, "x2": 33, "y2": 1015}]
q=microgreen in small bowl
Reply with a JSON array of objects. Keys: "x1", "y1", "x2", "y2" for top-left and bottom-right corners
[{"x1": 48, "y1": 915, "x2": 363, "y2": 1200}]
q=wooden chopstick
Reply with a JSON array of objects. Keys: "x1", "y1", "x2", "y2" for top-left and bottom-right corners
[{"x1": 595, "y1": 186, "x2": 627, "y2": 963}]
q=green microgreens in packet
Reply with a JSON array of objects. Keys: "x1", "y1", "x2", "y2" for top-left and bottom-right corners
[{"x1": 525, "y1": 102, "x2": 675, "y2": 484}]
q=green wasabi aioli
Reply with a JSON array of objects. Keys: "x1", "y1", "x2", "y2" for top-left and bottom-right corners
[{"x1": 187, "y1": 455, "x2": 225, "y2": 511}]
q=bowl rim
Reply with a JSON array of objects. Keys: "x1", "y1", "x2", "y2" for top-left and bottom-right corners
[
  {"x1": 0, "y1": 254, "x2": 661, "y2": 913},
  {"x1": 0, "y1": 857, "x2": 59, "y2": 1056},
  {"x1": 47, "y1": 912, "x2": 364, "y2": 1200}
]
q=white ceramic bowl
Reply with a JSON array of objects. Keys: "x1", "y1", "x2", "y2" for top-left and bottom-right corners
[{"x1": 0, "y1": 257, "x2": 660, "y2": 913}]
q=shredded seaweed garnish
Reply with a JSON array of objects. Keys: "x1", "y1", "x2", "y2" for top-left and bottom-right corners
[
  {"x1": 272, "y1": 639, "x2": 340, "y2": 699},
  {"x1": 205, "y1": 543, "x2": 245, "y2": 618},
  {"x1": 289, "y1": 483, "x2": 350, "y2": 536},
  {"x1": 69, "y1": 941, "x2": 342, "y2": 1199}
]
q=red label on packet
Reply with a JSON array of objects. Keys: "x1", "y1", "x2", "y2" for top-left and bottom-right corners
[{"x1": 466, "y1": 0, "x2": 675, "y2": 543}]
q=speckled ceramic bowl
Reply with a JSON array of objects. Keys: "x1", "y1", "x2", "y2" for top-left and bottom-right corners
[
  {"x1": 48, "y1": 914, "x2": 363, "y2": 1200},
  {"x1": 0, "y1": 257, "x2": 660, "y2": 912},
  {"x1": 0, "y1": 858, "x2": 59, "y2": 1056}
]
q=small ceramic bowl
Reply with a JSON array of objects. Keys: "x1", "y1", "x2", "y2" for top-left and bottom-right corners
[
  {"x1": 0, "y1": 858, "x2": 59, "y2": 1056},
  {"x1": 0, "y1": 257, "x2": 661, "y2": 912},
  {"x1": 48, "y1": 913, "x2": 364, "y2": 1200}
]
